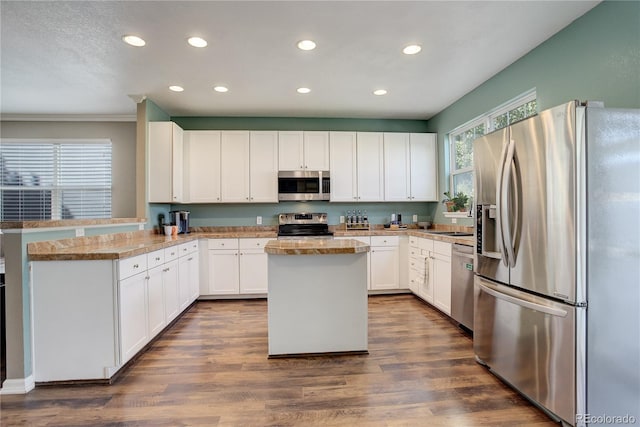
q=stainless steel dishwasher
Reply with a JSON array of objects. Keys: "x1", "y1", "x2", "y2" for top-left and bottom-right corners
[{"x1": 451, "y1": 243, "x2": 474, "y2": 331}]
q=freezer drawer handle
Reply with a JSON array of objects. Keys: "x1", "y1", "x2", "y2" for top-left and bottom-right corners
[{"x1": 478, "y1": 282, "x2": 568, "y2": 318}]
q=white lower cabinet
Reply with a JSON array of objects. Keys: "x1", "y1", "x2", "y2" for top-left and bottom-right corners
[
  {"x1": 370, "y1": 236, "x2": 399, "y2": 290},
  {"x1": 147, "y1": 264, "x2": 166, "y2": 337},
  {"x1": 432, "y1": 241, "x2": 452, "y2": 315},
  {"x1": 163, "y1": 258, "x2": 180, "y2": 323},
  {"x1": 119, "y1": 270, "x2": 149, "y2": 364},
  {"x1": 177, "y1": 241, "x2": 200, "y2": 310},
  {"x1": 409, "y1": 237, "x2": 452, "y2": 314},
  {"x1": 206, "y1": 238, "x2": 270, "y2": 296}
]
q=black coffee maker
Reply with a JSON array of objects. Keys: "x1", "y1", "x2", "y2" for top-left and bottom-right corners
[{"x1": 169, "y1": 210, "x2": 190, "y2": 234}]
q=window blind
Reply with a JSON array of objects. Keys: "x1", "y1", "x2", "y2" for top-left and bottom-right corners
[{"x1": 0, "y1": 139, "x2": 112, "y2": 221}]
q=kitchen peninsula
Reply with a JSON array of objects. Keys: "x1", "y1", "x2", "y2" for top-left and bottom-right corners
[{"x1": 264, "y1": 238, "x2": 370, "y2": 357}]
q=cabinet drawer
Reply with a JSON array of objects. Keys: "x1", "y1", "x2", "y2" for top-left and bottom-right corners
[
  {"x1": 208, "y1": 238, "x2": 239, "y2": 250},
  {"x1": 147, "y1": 249, "x2": 165, "y2": 269},
  {"x1": 409, "y1": 236, "x2": 418, "y2": 247},
  {"x1": 239, "y1": 238, "x2": 271, "y2": 249},
  {"x1": 119, "y1": 254, "x2": 147, "y2": 280},
  {"x1": 434, "y1": 241, "x2": 452, "y2": 256},
  {"x1": 370, "y1": 235, "x2": 399, "y2": 247},
  {"x1": 178, "y1": 239, "x2": 199, "y2": 256},
  {"x1": 164, "y1": 245, "x2": 180, "y2": 262}
]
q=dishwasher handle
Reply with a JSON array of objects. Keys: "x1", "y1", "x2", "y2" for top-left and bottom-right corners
[{"x1": 452, "y1": 244, "x2": 474, "y2": 259}]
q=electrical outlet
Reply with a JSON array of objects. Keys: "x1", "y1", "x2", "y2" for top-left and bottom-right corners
[
  {"x1": 412, "y1": 214, "x2": 418, "y2": 223},
  {"x1": 139, "y1": 224, "x2": 144, "y2": 230},
  {"x1": 256, "y1": 216, "x2": 262, "y2": 225},
  {"x1": 75, "y1": 228, "x2": 85, "y2": 237},
  {"x1": 451, "y1": 218, "x2": 457, "y2": 224},
  {"x1": 340, "y1": 215, "x2": 345, "y2": 223}
]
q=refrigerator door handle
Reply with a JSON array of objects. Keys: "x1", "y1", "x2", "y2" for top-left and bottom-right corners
[
  {"x1": 496, "y1": 141, "x2": 510, "y2": 267},
  {"x1": 477, "y1": 281, "x2": 568, "y2": 318},
  {"x1": 500, "y1": 139, "x2": 517, "y2": 268}
]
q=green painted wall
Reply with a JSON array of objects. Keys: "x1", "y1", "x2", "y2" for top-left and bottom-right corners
[
  {"x1": 173, "y1": 116, "x2": 429, "y2": 132},
  {"x1": 151, "y1": 201, "x2": 438, "y2": 229},
  {"x1": 427, "y1": 0, "x2": 640, "y2": 225}
]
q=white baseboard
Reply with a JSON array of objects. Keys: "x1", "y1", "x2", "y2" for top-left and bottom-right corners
[{"x1": 0, "y1": 376, "x2": 36, "y2": 394}]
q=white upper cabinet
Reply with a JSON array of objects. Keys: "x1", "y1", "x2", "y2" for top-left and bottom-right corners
[
  {"x1": 148, "y1": 121, "x2": 183, "y2": 203},
  {"x1": 303, "y1": 131, "x2": 330, "y2": 171},
  {"x1": 330, "y1": 132, "x2": 384, "y2": 202},
  {"x1": 409, "y1": 133, "x2": 438, "y2": 201},
  {"x1": 220, "y1": 131, "x2": 250, "y2": 203},
  {"x1": 184, "y1": 131, "x2": 221, "y2": 203},
  {"x1": 383, "y1": 132, "x2": 438, "y2": 202},
  {"x1": 329, "y1": 131, "x2": 358, "y2": 201},
  {"x1": 356, "y1": 132, "x2": 385, "y2": 201},
  {"x1": 249, "y1": 131, "x2": 279, "y2": 203},
  {"x1": 278, "y1": 131, "x2": 329, "y2": 171},
  {"x1": 383, "y1": 132, "x2": 411, "y2": 201}
]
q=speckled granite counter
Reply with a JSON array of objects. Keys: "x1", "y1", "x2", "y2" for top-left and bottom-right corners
[
  {"x1": 27, "y1": 224, "x2": 474, "y2": 261},
  {"x1": 333, "y1": 226, "x2": 475, "y2": 246},
  {"x1": 28, "y1": 227, "x2": 278, "y2": 261},
  {"x1": 1, "y1": 218, "x2": 145, "y2": 230},
  {"x1": 264, "y1": 238, "x2": 370, "y2": 255}
]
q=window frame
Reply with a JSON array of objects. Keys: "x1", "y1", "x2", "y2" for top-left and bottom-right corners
[
  {"x1": 447, "y1": 89, "x2": 537, "y2": 197},
  {"x1": 0, "y1": 138, "x2": 113, "y2": 221}
]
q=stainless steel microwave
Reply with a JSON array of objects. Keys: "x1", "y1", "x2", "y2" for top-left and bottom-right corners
[{"x1": 278, "y1": 170, "x2": 330, "y2": 201}]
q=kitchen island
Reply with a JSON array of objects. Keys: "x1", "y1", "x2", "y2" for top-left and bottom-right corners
[{"x1": 264, "y1": 239, "x2": 370, "y2": 357}]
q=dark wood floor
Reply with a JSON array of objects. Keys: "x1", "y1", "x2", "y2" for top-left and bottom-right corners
[{"x1": 1, "y1": 295, "x2": 557, "y2": 426}]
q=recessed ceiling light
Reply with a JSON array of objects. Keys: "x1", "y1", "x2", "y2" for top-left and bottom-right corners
[
  {"x1": 214, "y1": 86, "x2": 228, "y2": 93},
  {"x1": 373, "y1": 89, "x2": 387, "y2": 96},
  {"x1": 402, "y1": 44, "x2": 422, "y2": 55},
  {"x1": 169, "y1": 85, "x2": 184, "y2": 92},
  {"x1": 122, "y1": 35, "x2": 146, "y2": 47},
  {"x1": 297, "y1": 40, "x2": 316, "y2": 51},
  {"x1": 188, "y1": 37, "x2": 208, "y2": 48},
  {"x1": 297, "y1": 87, "x2": 311, "y2": 94}
]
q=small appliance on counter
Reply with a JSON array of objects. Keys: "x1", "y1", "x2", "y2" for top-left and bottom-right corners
[{"x1": 169, "y1": 210, "x2": 190, "y2": 234}]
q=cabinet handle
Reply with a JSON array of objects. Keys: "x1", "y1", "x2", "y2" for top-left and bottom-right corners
[
  {"x1": 133, "y1": 264, "x2": 139, "y2": 269},
  {"x1": 246, "y1": 197, "x2": 249, "y2": 200},
  {"x1": 221, "y1": 243, "x2": 225, "y2": 246},
  {"x1": 217, "y1": 197, "x2": 220, "y2": 201},
  {"x1": 188, "y1": 257, "x2": 193, "y2": 261},
  {"x1": 155, "y1": 257, "x2": 160, "y2": 261},
  {"x1": 256, "y1": 243, "x2": 260, "y2": 246},
  {"x1": 300, "y1": 165, "x2": 304, "y2": 169},
  {"x1": 145, "y1": 276, "x2": 150, "y2": 280}
]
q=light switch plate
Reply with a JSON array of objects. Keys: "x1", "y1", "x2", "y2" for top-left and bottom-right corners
[
  {"x1": 412, "y1": 214, "x2": 418, "y2": 222},
  {"x1": 339, "y1": 215, "x2": 345, "y2": 223},
  {"x1": 256, "y1": 216, "x2": 262, "y2": 225}
]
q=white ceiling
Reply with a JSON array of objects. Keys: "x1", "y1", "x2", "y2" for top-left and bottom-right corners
[{"x1": 0, "y1": 1, "x2": 599, "y2": 120}]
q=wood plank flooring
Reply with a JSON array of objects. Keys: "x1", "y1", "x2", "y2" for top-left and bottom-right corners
[{"x1": 1, "y1": 295, "x2": 558, "y2": 426}]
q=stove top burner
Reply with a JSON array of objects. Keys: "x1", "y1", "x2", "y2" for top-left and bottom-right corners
[{"x1": 277, "y1": 212, "x2": 333, "y2": 238}]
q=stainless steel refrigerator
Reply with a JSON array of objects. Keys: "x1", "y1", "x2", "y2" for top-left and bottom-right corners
[{"x1": 473, "y1": 100, "x2": 639, "y2": 426}]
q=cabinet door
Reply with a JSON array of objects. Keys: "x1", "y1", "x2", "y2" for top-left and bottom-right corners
[
  {"x1": 329, "y1": 131, "x2": 357, "y2": 202},
  {"x1": 356, "y1": 132, "x2": 384, "y2": 201},
  {"x1": 147, "y1": 265, "x2": 166, "y2": 338},
  {"x1": 419, "y1": 254, "x2": 434, "y2": 304},
  {"x1": 249, "y1": 131, "x2": 278, "y2": 202},
  {"x1": 370, "y1": 245, "x2": 399, "y2": 290},
  {"x1": 278, "y1": 131, "x2": 304, "y2": 170},
  {"x1": 304, "y1": 131, "x2": 330, "y2": 170},
  {"x1": 221, "y1": 131, "x2": 250, "y2": 202},
  {"x1": 148, "y1": 122, "x2": 175, "y2": 203},
  {"x1": 172, "y1": 124, "x2": 184, "y2": 202},
  {"x1": 188, "y1": 252, "x2": 200, "y2": 303},
  {"x1": 163, "y1": 259, "x2": 180, "y2": 323},
  {"x1": 239, "y1": 249, "x2": 268, "y2": 294},
  {"x1": 383, "y1": 132, "x2": 411, "y2": 201},
  {"x1": 433, "y1": 252, "x2": 452, "y2": 315},
  {"x1": 184, "y1": 131, "x2": 221, "y2": 202},
  {"x1": 208, "y1": 250, "x2": 240, "y2": 294},
  {"x1": 178, "y1": 256, "x2": 191, "y2": 311},
  {"x1": 119, "y1": 272, "x2": 149, "y2": 363},
  {"x1": 409, "y1": 133, "x2": 438, "y2": 201}
]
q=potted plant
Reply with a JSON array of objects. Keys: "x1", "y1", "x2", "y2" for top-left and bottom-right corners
[{"x1": 443, "y1": 191, "x2": 469, "y2": 212}]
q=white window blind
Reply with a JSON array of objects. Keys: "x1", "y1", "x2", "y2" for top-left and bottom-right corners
[{"x1": 0, "y1": 139, "x2": 112, "y2": 221}]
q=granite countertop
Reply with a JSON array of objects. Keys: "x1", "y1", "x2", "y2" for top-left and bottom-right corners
[
  {"x1": 1, "y1": 217, "x2": 146, "y2": 230},
  {"x1": 264, "y1": 238, "x2": 370, "y2": 255},
  {"x1": 27, "y1": 225, "x2": 474, "y2": 261},
  {"x1": 334, "y1": 226, "x2": 475, "y2": 246}
]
